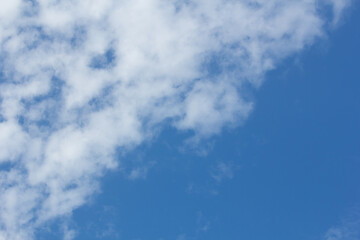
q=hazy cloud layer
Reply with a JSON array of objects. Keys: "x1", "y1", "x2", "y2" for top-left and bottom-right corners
[{"x1": 0, "y1": 0, "x2": 349, "y2": 239}]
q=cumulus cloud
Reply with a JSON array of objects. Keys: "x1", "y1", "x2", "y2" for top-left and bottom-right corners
[{"x1": 0, "y1": 0, "x2": 350, "y2": 238}]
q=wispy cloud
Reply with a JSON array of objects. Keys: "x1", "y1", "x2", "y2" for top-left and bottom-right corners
[
  {"x1": 210, "y1": 161, "x2": 237, "y2": 183},
  {"x1": 62, "y1": 225, "x2": 77, "y2": 240},
  {"x1": 0, "y1": 0, "x2": 350, "y2": 238},
  {"x1": 324, "y1": 210, "x2": 360, "y2": 240}
]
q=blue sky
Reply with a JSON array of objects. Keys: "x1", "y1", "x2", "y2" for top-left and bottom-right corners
[
  {"x1": 0, "y1": 1, "x2": 359, "y2": 240},
  {"x1": 40, "y1": 4, "x2": 360, "y2": 240}
]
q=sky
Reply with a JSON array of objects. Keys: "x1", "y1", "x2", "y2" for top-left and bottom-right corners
[{"x1": 0, "y1": 0, "x2": 359, "y2": 240}]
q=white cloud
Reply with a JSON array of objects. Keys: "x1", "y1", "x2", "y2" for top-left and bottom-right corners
[
  {"x1": 0, "y1": 121, "x2": 28, "y2": 163},
  {"x1": 210, "y1": 161, "x2": 236, "y2": 183},
  {"x1": 62, "y1": 225, "x2": 77, "y2": 240},
  {"x1": 325, "y1": 214, "x2": 360, "y2": 240},
  {"x1": 0, "y1": 0, "x2": 350, "y2": 239},
  {"x1": 326, "y1": 0, "x2": 352, "y2": 26}
]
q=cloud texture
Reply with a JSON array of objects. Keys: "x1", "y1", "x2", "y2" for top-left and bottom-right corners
[{"x1": 0, "y1": 0, "x2": 350, "y2": 239}]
